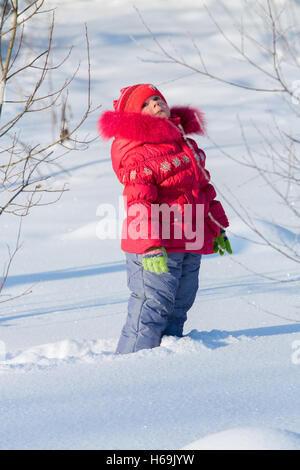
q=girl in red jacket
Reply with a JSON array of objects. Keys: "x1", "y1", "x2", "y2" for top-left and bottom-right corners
[{"x1": 98, "y1": 84, "x2": 231, "y2": 354}]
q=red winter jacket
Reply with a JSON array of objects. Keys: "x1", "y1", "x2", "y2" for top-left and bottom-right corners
[{"x1": 98, "y1": 106, "x2": 229, "y2": 254}]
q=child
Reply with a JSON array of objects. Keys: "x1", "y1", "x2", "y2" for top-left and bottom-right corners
[{"x1": 98, "y1": 84, "x2": 231, "y2": 354}]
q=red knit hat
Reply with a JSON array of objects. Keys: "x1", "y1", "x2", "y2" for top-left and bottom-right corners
[{"x1": 113, "y1": 84, "x2": 167, "y2": 113}]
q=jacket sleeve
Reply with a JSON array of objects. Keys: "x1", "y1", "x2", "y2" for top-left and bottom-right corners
[
  {"x1": 207, "y1": 200, "x2": 229, "y2": 236},
  {"x1": 120, "y1": 164, "x2": 163, "y2": 253},
  {"x1": 196, "y1": 155, "x2": 229, "y2": 237}
]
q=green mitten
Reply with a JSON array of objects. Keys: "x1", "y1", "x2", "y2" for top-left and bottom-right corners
[
  {"x1": 213, "y1": 231, "x2": 232, "y2": 256},
  {"x1": 142, "y1": 247, "x2": 168, "y2": 274}
]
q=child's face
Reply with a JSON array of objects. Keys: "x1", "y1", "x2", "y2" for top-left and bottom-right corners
[{"x1": 141, "y1": 95, "x2": 170, "y2": 118}]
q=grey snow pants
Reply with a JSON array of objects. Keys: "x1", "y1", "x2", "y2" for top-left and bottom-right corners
[{"x1": 116, "y1": 252, "x2": 202, "y2": 354}]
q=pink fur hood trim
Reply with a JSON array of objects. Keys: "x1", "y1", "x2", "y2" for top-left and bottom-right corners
[{"x1": 98, "y1": 106, "x2": 206, "y2": 143}]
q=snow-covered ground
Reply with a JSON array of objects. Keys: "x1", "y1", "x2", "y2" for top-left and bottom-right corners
[{"x1": 0, "y1": 0, "x2": 299, "y2": 450}]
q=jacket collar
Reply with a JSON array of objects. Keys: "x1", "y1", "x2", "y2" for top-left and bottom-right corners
[{"x1": 98, "y1": 106, "x2": 206, "y2": 144}]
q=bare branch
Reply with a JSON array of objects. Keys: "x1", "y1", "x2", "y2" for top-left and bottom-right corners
[
  {"x1": 133, "y1": 5, "x2": 284, "y2": 93},
  {"x1": 0, "y1": 5, "x2": 99, "y2": 303}
]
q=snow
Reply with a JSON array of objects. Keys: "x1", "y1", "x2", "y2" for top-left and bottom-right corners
[
  {"x1": 0, "y1": 0, "x2": 300, "y2": 450},
  {"x1": 182, "y1": 427, "x2": 300, "y2": 450}
]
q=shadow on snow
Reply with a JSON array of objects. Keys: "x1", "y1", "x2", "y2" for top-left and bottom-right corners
[{"x1": 186, "y1": 324, "x2": 300, "y2": 349}]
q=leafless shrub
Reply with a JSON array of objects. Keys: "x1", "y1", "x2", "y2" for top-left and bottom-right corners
[{"x1": 0, "y1": 0, "x2": 99, "y2": 302}]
